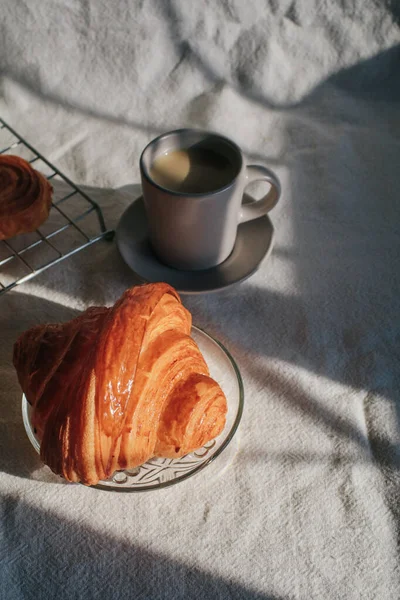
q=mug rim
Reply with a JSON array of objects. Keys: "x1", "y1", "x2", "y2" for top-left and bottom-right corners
[{"x1": 139, "y1": 128, "x2": 243, "y2": 197}]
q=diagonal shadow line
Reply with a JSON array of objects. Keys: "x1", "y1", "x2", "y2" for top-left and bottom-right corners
[
  {"x1": 1, "y1": 71, "x2": 169, "y2": 136},
  {"x1": 0, "y1": 494, "x2": 284, "y2": 600},
  {"x1": 215, "y1": 336, "x2": 400, "y2": 472},
  {"x1": 254, "y1": 368, "x2": 400, "y2": 472},
  {"x1": 240, "y1": 358, "x2": 369, "y2": 449},
  {"x1": 239, "y1": 449, "x2": 358, "y2": 467},
  {"x1": 161, "y1": 2, "x2": 400, "y2": 114},
  {"x1": 1, "y1": 71, "x2": 284, "y2": 167}
]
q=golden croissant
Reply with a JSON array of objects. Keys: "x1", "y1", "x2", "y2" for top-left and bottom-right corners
[
  {"x1": 0, "y1": 155, "x2": 52, "y2": 240},
  {"x1": 13, "y1": 283, "x2": 227, "y2": 485}
]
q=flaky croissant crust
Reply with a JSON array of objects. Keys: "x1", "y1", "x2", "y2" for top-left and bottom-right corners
[
  {"x1": 13, "y1": 283, "x2": 227, "y2": 485},
  {"x1": 0, "y1": 155, "x2": 52, "y2": 240}
]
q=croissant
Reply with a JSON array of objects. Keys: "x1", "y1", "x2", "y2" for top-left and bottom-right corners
[
  {"x1": 13, "y1": 283, "x2": 227, "y2": 486},
  {"x1": 0, "y1": 155, "x2": 53, "y2": 240}
]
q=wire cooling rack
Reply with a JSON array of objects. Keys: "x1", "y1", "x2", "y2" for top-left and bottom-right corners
[{"x1": 0, "y1": 117, "x2": 113, "y2": 295}]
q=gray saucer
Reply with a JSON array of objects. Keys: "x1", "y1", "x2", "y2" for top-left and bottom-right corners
[{"x1": 116, "y1": 196, "x2": 274, "y2": 294}]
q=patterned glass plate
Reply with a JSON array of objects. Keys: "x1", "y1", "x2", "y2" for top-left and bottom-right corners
[{"x1": 22, "y1": 326, "x2": 244, "y2": 492}]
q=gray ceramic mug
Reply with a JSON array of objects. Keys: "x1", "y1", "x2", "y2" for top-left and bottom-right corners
[{"x1": 140, "y1": 129, "x2": 281, "y2": 270}]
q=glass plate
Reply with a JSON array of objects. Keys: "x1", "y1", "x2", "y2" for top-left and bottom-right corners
[{"x1": 22, "y1": 326, "x2": 244, "y2": 491}]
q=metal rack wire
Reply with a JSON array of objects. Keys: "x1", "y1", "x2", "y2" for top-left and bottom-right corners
[{"x1": 0, "y1": 117, "x2": 113, "y2": 295}]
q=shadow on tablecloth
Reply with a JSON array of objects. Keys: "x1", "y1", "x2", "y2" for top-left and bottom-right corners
[{"x1": 0, "y1": 494, "x2": 282, "y2": 600}]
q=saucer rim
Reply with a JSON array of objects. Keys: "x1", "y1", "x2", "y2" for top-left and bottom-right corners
[{"x1": 116, "y1": 196, "x2": 275, "y2": 294}]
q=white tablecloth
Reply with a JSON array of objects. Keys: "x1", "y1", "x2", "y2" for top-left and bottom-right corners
[{"x1": 1, "y1": 2, "x2": 400, "y2": 599}]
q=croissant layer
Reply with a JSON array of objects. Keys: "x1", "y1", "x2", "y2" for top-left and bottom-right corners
[{"x1": 13, "y1": 283, "x2": 227, "y2": 485}]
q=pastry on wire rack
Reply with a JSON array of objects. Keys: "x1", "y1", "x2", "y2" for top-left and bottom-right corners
[{"x1": 0, "y1": 155, "x2": 53, "y2": 240}]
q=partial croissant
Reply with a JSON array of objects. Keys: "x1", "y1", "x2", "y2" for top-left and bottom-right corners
[
  {"x1": 0, "y1": 155, "x2": 53, "y2": 240},
  {"x1": 13, "y1": 283, "x2": 227, "y2": 485}
]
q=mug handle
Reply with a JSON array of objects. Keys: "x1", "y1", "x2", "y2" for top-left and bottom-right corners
[{"x1": 239, "y1": 165, "x2": 281, "y2": 223}]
